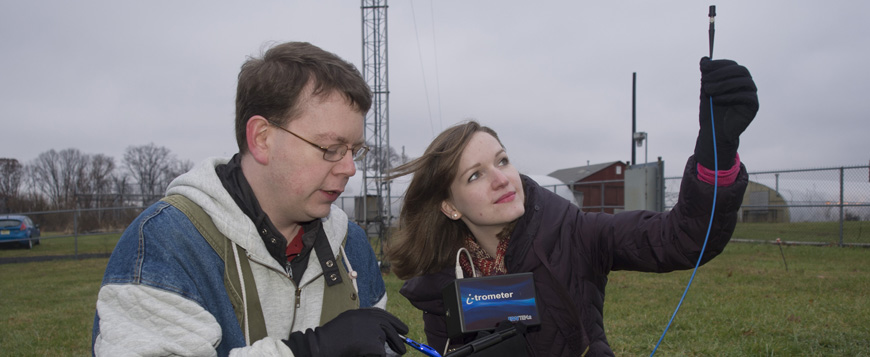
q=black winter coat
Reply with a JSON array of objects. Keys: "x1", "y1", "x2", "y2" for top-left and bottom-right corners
[{"x1": 400, "y1": 157, "x2": 749, "y2": 356}]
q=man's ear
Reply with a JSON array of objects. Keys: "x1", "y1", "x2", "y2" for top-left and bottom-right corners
[
  {"x1": 440, "y1": 200, "x2": 461, "y2": 220},
  {"x1": 246, "y1": 116, "x2": 271, "y2": 165}
]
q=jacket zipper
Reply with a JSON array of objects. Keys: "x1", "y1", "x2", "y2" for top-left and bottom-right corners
[
  {"x1": 288, "y1": 272, "x2": 324, "y2": 332},
  {"x1": 248, "y1": 252, "x2": 332, "y2": 332},
  {"x1": 295, "y1": 288, "x2": 301, "y2": 309}
]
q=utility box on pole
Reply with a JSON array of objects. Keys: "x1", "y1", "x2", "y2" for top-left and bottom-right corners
[{"x1": 625, "y1": 158, "x2": 665, "y2": 212}]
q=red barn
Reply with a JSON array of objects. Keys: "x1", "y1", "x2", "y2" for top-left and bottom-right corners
[{"x1": 548, "y1": 161, "x2": 627, "y2": 213}]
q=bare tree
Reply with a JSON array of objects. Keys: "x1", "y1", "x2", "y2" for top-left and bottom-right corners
[
  {"x1": 161, "y1": 159, "x2": 194, "y2": 190},
  {"x1": 91, "y1": 154, "x2": 116, "y2": 194},
  {"x1": 0, "y1": 158, "x2": 23, "y2": 212},
  {"x1": 28, "y1": 148, "x2": 89, "y2": 209},
  {"x1": 0, "y1": 158, "x2": 22, "y2": 197},
  {"x1": 123, "y1": 143, "x2": 175, "y2": 205},
  {"x1": 28, "y1": 151, "x2": 60, "y2": 207},
  {"x1": 6, "y1": 162, "x2": 49, "y2": 213},
  {"x1": 76, "y1": 154, "x2": 116, "y2": 209},
  {"x1": 112, "y1": 173, "x2": 133, "y2": 206}
]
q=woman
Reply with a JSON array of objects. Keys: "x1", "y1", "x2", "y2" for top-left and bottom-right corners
[{"x1": 387, "y1": 57, "x2": 757, "y2": 356}]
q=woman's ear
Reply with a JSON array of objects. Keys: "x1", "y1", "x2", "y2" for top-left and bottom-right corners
[
  {"x1": 441, "y1": 200, "x2": 462, "y2": 220},
  {"x1": 246, "y1": 116, "x2": 271, "y2": 165}
]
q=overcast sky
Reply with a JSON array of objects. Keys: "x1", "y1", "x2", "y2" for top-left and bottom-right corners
[{"x1": 1, "y1": 1, "x2": 867, "y2": 178}]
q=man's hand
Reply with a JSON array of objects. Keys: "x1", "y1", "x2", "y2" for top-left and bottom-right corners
[{"x1": 284, "y1": 308, "x2": 409, "y2": 356}]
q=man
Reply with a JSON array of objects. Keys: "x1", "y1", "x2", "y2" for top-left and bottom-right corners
[{"x1": 92, "y1": 42, "x2": 408, "y2": 356}]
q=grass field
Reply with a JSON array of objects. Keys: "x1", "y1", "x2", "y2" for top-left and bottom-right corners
[
  {"x1": 2, "y1": 219, "x2": 865, "y2": 261},
  {"x1": 1, "y1": 233, "x2": 868, "y2": 355},
  {"x1": 0, "y1": 232, "x2": 119, "y2": 259},
  {"x1": 733, "y1": 220, "x2": 870, "y2": 245}
]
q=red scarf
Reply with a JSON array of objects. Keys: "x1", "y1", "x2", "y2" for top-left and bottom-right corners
[{"x1": 459, "y1": 235, "x2": 510, "y2": 277}]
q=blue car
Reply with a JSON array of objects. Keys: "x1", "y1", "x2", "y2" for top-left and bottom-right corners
[{"x1": 0, "y1": 215, "x2": 41, "y2": 249}]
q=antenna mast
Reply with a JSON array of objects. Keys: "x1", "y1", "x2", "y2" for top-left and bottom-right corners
[{"x1": 361, "y1": 0, "x2": 391, "y2": 268}]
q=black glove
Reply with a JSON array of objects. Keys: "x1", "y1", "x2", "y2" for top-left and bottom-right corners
[
  {"x1": 694, "y1": 57, "x2": 759, "y2": 170},
  {"x1": 283, "y1": 308, "x2": 409, "y2": 356}
]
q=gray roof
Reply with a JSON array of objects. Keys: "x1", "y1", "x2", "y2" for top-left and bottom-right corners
[{"x1": 548, "y1": 161, "x2": 622, "y2": 184}]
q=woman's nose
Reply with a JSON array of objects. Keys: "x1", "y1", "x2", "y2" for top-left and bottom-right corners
[{"x1": 491, "y1": 169, "x2": 509, "y2": 189}]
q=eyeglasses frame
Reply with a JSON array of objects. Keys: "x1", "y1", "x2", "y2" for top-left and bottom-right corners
[{"x1": 267, "y1": 120, "x2": 369, "y2": 162}]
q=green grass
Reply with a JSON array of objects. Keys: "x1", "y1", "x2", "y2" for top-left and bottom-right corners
[
  {"x1": 733, "y1": 220, "x2": 870, "y2": 244},
  {"x1": 385, "y1": 272, "x2": 427, "y2": 343},
  {"x1": 0, "y1": 232, "x2": 120, "y2": 259},
  {"x1": 3, "y1": 220, "x2": 867, "y2": 260},
  {"x1": 1, "y1": 237, "x2": 868, "y2": 355},
  {"x1": 0, "y1": 258, "x2": 107, "y2": 356},
  {"x1": 603, "y1": 243, "x2": 870, "y2": 356}
]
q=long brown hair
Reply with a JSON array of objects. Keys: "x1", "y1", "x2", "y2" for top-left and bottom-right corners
[{"x1": 386, "y1": 121, "x2": 502, "y2": 279}]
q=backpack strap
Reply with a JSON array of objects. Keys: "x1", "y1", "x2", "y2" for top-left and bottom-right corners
[
  {"x1": 319, "y1": 232, "x2": 361, "y2": 324},
  {"x1": 161, "y1": 195, "x2": 268, "y2": 344}
]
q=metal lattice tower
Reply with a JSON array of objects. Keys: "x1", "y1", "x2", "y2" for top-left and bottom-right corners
[{"x1": 361, "y1": 0, "x2": 391, "y2": 264}]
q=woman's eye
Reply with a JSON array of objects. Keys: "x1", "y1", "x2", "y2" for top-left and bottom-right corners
[
  {"x1": 468, "y1": 172, "x2": 480, "y2": 183},
  {"x1": 499, "y1": 157, "x2": 509, "y2": 166}
]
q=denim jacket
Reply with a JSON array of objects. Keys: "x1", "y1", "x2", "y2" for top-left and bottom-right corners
[{"x1": 92, "y1": 157, "x2": 386, "y2": 356}]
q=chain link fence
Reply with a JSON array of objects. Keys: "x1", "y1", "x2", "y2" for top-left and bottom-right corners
[
  {"x1": 0, "y1": 206, "x2": 146, "y2": 261},
  {"x1": 4, "y1": 165, "x2": 867, "y2": 260},
  {"x1": 666, "y1": 165, "x2": 870, "y2": 246}
]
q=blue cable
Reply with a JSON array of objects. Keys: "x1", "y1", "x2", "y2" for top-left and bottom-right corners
[{"x1": 649, "y1": 96, "x2": 718, "y2": 356}]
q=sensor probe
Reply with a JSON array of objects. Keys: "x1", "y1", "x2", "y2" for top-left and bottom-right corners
[{"x1": 708, "y1": 5, "x2": 716, "y2": 58}]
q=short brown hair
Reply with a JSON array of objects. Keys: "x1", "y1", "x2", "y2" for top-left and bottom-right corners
[
  {"x1": 234, "y1": 42, "x2": 372, "y2": 153},
  {"x1": 386, "y1": 121, "x2": 503, "y2": 279}
]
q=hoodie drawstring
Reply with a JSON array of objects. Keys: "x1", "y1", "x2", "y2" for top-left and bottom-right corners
[
  {"x1": 232, "y1": 242, "x2": 251, "y2": 345},
  {"x1": 339, "y1": 245, "x2": 359, "y2": 295}
]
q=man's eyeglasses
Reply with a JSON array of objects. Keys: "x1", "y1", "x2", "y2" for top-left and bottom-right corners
[{"x1": 268, "y1": 121, "x2": 369, "y2": 162}]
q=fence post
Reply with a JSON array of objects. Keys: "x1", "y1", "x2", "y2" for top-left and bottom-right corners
[
  {"x1": 839, "y1": 167, "x2": 845, "y2": 247},
  {"x1": 74, "y1": 207, "x2": 79, "y2": 259},
  {"x1": 600, "y1": 182, "x2": 605, "y2": 213}
]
